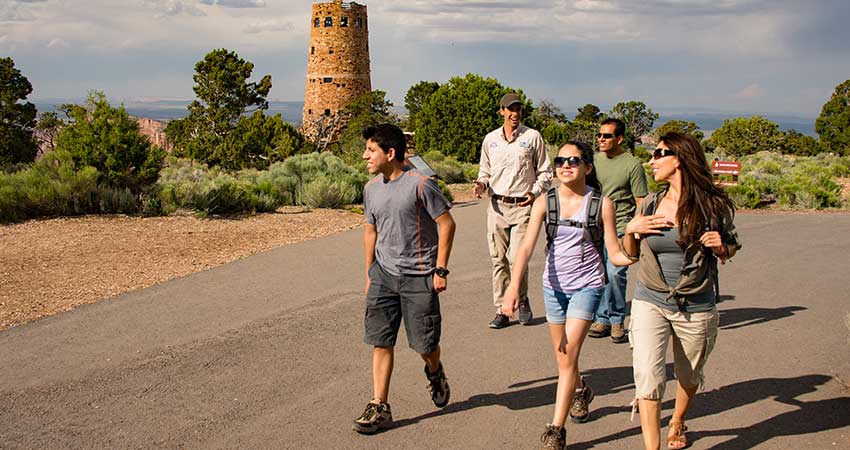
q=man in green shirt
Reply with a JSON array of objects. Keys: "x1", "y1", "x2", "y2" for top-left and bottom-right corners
[{"x1": 590, "y1": 118, "x2": 648, "y2": 343}]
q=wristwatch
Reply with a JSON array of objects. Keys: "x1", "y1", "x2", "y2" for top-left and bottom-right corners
[{"x1": 434, "y1": 267, "x2": 450, "y2": 278}]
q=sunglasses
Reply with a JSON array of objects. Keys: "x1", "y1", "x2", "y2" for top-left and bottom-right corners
[
  {"x1": 652, "y1": 148, "x2": 677, "y2": 159},
  {"x1": 554, "y1": 156, "x2": 584, "y2": 168},
  {"x1": 596, "y1": 133, "x2": 615, "y2": 139}
]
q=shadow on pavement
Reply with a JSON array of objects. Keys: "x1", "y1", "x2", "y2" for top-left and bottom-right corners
[
  {"x1": 395, "y1": 364, "x2": 641, "y2": 430},
  {"x1": 571, "y1": 374, "x2": 841, "y2": 449},
  {"x1": 719, "y1": 306, "x2": 806, "y2": 330},
  {"x1": 717, "y1": 294, "x2": 737, "y2": 303}
]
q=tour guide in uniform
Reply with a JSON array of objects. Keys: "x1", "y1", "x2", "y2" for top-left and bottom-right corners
[{"x1": 474, "y1": 92, "x2": 553, "y2": 329}]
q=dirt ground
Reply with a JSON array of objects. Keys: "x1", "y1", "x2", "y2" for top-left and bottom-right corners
[{"x1": 0, "y1": 184, "x2": 478, "y2": 331}]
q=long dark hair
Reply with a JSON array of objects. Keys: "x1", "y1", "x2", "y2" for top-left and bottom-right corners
[
  {"x1": 658, "y1": 132, "x2": 735, "y2": 247},
  {"x1": 561, "y1": 140, "x2": 602, "y2": 191}
]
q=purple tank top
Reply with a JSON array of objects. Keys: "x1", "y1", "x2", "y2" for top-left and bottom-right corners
[{"x1": 542, "y1": 189, "x2": 606, "y2": 293}]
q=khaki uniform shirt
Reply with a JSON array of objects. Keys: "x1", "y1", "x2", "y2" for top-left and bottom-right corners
[{"x1": 477, "y1": 124, "x2": 552, "y2": 198}]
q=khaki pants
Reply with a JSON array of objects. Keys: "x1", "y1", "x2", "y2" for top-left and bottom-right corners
[
  {"x1": 630, "y1": 299, "x2": 718, "y2": 400},
  {"x1": 487, "y1": 198, "x2": 531, "y2": 308}
]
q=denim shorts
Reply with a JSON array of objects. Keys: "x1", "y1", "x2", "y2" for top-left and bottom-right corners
[{"x1": 542, "y1": 285, "x2": 604, "y2": 324}]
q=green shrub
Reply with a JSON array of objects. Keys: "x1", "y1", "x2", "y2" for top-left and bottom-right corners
[
  {"x1": 302, "y1": 175, "x2": 358, "y2": 208},
  {"x1": 732, "y1": 152, "x2": 847, "y2": 209},
  {"x1": 277, "y1": 152, "x2": 368, "y2": 205},
  {"x1": 55, "y1": 92, "x2": 164, "y2": 192},
  {"x1": 633, "y1": 146, "x2": 651, "y2": 162},
  {"x1": 157, "y1": 160, "x2": 272, "y2": 216},
  {"x1": 725, "y1": 184, "x2": 761, "y2": 209},
  {"x1": 436, "y1": 178, "x2": 454, "y2": 202},
  {"x1": 0, "y1": 150, "x2": 110, "y2": 222},
  {"x1": 416, "y1": 150, "x2": 478, "y2": 183}
]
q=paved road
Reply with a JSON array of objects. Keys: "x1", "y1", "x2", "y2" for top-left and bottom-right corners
[{"x1": 2, "y1": 201, "x2": 849, "y2": 450}]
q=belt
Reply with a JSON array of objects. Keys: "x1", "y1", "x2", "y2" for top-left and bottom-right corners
[{"x1": 492, "y1": 194, "x2": 526, "y2": 204}]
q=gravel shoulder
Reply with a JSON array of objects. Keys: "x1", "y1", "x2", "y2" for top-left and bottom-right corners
[{"x1": 0, "y1": 185, "x2": 478, "y2": 331}]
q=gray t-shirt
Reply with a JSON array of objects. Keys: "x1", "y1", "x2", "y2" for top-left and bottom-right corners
[
  {"x1": 364, "y1": 168, "x2": 452, "y2": 276},
  {"x1": 634, "y1": 227, "x2": 715, "y2": 312}
]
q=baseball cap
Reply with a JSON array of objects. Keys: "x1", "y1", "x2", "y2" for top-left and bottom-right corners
[{"x1": 499, "y1": 93, "x2": 522, "y2": 108}]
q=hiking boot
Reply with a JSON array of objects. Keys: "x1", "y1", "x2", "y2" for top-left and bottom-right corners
[
  {"x1": 588, "y1": 322, "x2": 610, "y2": 338},
  {"x1": 569, "y1": 378, "x2": 595, "y2": 423},
  {"x1": 352, "y1": 400, "x2": 392, "y2": 434},
  {"x1": 518, "y1": 298, "x2": 533, "y2": 325},
  {"x1": 611, "y1": 323, "x2": 628, "y2": 343},
  {"x1": 425, "y1": 362, "x2": 451, "y2": 407},
  {"x1": 489, "y1": 313, "x2": 510, "y2": 329},
  {"x1": 539, "y1": 424, "x2": 567, "y2": 450}
]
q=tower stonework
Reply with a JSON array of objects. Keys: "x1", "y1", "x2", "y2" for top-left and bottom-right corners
[{"x1": 302, "y1": 0, "x2": 370, "y2": 139}]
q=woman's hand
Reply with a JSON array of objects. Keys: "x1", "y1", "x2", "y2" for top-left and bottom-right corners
[
  {"x1": 625, "y1": 214, "x2": 673, "y2": 236},
  {"x1": 700, "y1": 231, "x2": 726, "y2": 256},
  {"x1": 501, "y1": 290, "x2": 519, "y2": 318}
]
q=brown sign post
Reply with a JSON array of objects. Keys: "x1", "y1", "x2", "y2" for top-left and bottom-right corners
[{"x1": 712, "y1": 160, "x2": 741, "y2": 186}]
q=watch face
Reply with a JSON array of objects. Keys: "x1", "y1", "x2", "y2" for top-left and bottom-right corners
[{"x1": 435, "y1": 268, "x2": 449, "y2": 277}]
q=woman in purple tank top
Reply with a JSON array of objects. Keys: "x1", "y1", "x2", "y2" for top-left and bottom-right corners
[{"x1": 502, "y1": 141, "x2": 635, "y2": 449}]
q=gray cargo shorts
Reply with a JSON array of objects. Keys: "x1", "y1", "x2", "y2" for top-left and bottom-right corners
[{"x1": 364, "y1": 261, "x2": 441, "y2": 354}]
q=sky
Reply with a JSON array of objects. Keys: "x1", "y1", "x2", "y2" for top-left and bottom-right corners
[{"x1": 3, "y1": 0, "x2": 850, "y2": 118}]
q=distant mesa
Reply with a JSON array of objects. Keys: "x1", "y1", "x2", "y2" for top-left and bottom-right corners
[{"x1": 135, "y1": 117, "x2": 172, "y2": 152}]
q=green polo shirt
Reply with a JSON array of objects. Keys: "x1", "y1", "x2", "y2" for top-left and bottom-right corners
[{"x1": 594, "y1": 151, "x2": 648, "y2": 235}]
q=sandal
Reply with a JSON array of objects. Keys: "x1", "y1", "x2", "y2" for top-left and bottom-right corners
[{"x1": 667, "y1": 421, "x2": 688, "y2": 449}]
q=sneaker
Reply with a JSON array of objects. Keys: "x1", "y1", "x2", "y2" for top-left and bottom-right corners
[
  {"x1": 489, "y1": 313, "x2": 510, "y2": 329},
  {"x1": 425, "y1": 362, "x2": 451, "y2": 407},
  {"x1": 611, "y1": 323, "x2": 628, "y2": 343},
  {"x1": 539, "y1": 424, "x2": 567, "y2": 450},
  {"x1": 587, "y1": 322, "x2": 610, "y2": 338},
  {"x1": 352, "y1": 400, "x2": 393, "y2": 434},
  {"x1": 518, "y1": 298, "x2": 533, "y2": 325},
  {"x1": 569, "y1": 378, "x2": 595, "y2": 423}
]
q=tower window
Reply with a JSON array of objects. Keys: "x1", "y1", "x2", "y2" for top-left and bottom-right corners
[
  {"x1": 329, "y1": 49, "x2": 334, "y2": 54},
  {"x1": 311, "y1": 46, "x2": 315, "y2": 54},
  {"x1": 355, "y1": 17, "x2": 362, "y2": 28},
  {"x1": 340, "y1": 16, "x2": 349, "y2": 27},
  {"x1": 324, "y1": 16, "x2": 332, "y2": 27},
  {"x1": 313, "y1": 17, "x2": 319, "y2": 27},
  {"x1": 323, "y1": 77, "x2": 333, "y2": 83},
  {"x1": 324, "y1": 109, "x2": 331, "y2": 116},
  {"x1": 308, "y1": 109, "x2": 312, "y2": 114}
]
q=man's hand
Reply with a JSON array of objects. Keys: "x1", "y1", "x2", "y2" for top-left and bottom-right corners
[
  {"x1": 433, "y1": 274, "x2": 447, "y2": 293},
  {"x1": 472, "y1": 180, "x2": 486, "y2": 198},
  {"x1": 518, "y1": 191, "x2": 535, "y2": 207}
]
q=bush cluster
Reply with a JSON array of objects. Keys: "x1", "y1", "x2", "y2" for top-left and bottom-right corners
[
  {"x1": 421, "y1": 150, "x2": 479, "y2": 184},
  {"x1": 727, "y1": 152, "x2": 848, "y2": 209},
  {"x1": 0, "y1": 150, "x2": 146, "y2": 222},
  {"x1": 156, "y1": 152, "x2": 368, "y2": 216}
]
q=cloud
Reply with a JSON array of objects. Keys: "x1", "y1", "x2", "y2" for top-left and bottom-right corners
[
  {"x1": 143, "y1": 0, "x2": 206, "y2": 17},
  {"x1": 735, "y1": 83, "x2": 766, "y2": 100},
  {"x1": 46, "y1": 37, "x2": 69, "y2": 49},
  {"x1": 199, "y1": 0, "x2": 266, "y2": 8},
  {"x1": 244, "y1": 19, "x2": 293, "y2": 34},
  {"x1": 0, "y1": 2, "x2": 35, "y2": 21}
]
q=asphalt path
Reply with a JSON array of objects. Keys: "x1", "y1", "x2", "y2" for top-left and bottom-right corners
[{"x1": 1, "y1": 201, "x2": 849, "y2": 450}]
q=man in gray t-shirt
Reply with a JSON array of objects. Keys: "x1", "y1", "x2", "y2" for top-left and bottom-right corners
[{"x1": 353, "y1": 124, "x2": 457, "y2": 435}]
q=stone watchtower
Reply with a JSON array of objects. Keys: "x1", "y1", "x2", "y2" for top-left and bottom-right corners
[{"x1": 302, "y1": 0, "x2": 371, "y2": 140}]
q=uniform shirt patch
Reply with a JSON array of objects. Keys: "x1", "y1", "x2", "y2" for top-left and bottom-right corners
[{"x1": 519, "y1": 141, "x2": 530, "y2": 148}]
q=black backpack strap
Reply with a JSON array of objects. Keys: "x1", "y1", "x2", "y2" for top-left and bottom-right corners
[
  {"x1": 586, "y1": 188, "x2": 608, "y2": 284},
  {"x1": 545, "y1": 186, "x2": 559, "y2": 252}
]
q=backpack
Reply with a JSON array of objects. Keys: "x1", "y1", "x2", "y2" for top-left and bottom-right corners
[{"x1": 545, "y1": 186, "x2": 608, "y2": 283}]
